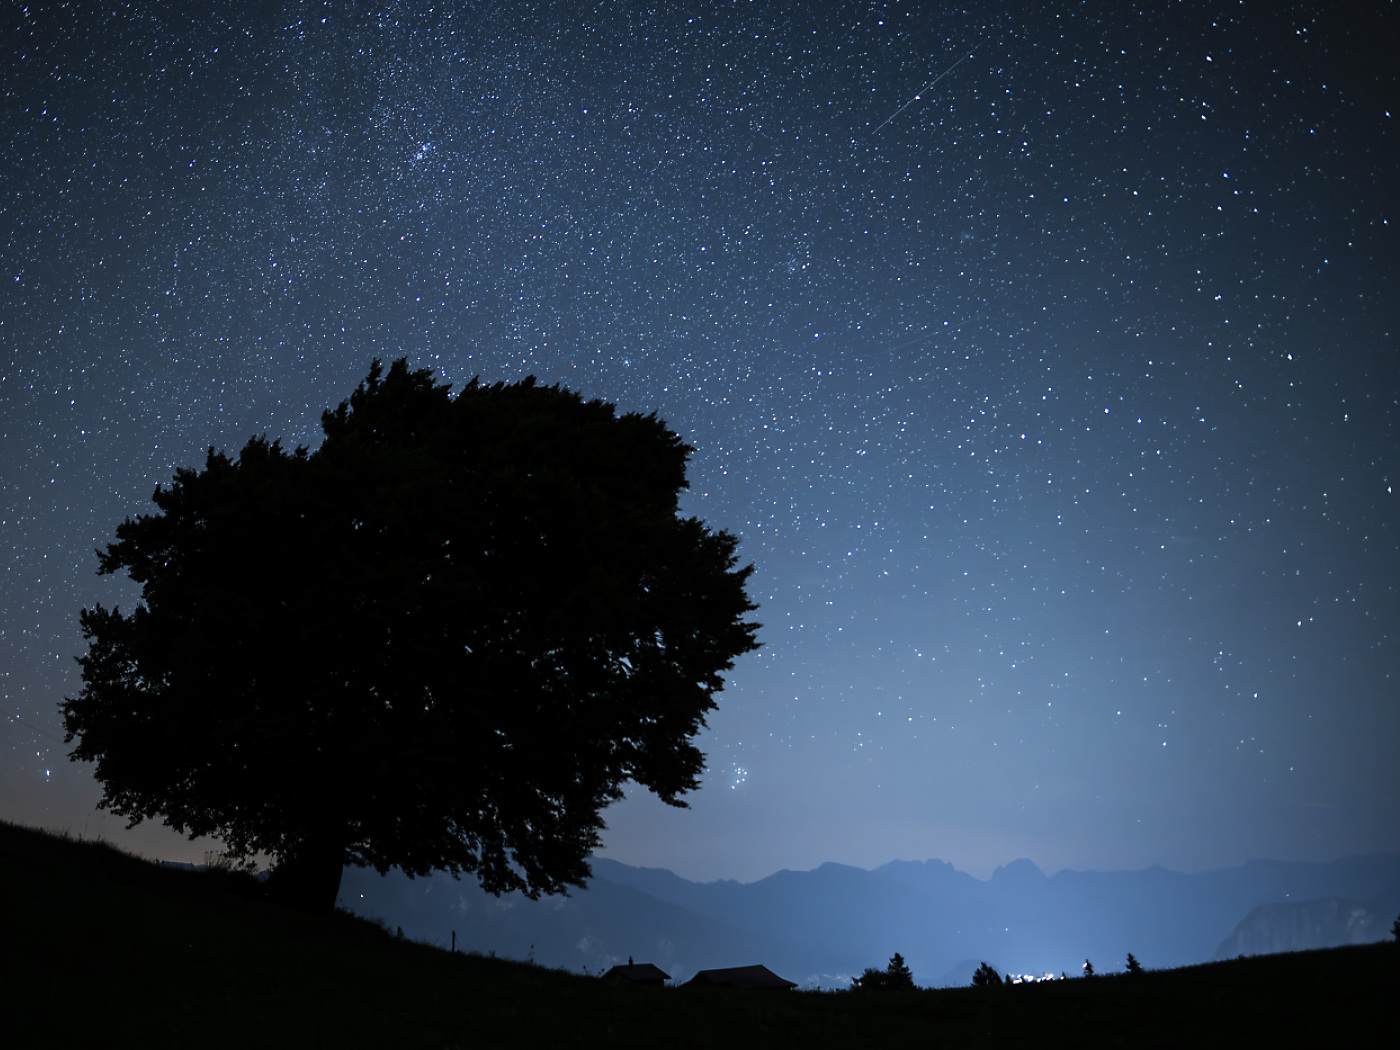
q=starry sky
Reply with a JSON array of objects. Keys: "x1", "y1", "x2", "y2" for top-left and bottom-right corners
[{"x1": 3, "y1": 0, "x2": 1396, "y2": 883}]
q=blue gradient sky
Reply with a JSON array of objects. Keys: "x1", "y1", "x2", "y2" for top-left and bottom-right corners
[{"x1": 3, "y1": 0, "x2": 1396, "y2": 881}]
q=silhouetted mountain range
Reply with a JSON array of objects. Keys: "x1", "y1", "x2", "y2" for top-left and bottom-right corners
[{"x1": 340, "y1": 853, "x2": 1400, "y2": 988}]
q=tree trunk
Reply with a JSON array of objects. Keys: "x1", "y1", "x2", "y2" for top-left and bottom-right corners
[{"x1": 267, "y1": 831, "x2": 346, "y2": 913}]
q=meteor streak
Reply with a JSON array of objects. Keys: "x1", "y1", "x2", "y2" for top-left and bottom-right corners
[{"x1": 870, "y1": 40, "x2": 984, "y2": 134}]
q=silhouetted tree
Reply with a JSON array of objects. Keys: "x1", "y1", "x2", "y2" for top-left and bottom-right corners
[
  {"x1": 852, "y1": 967, "x2": 889, "y2": 990},
  {"x1": 63, "y1": 360, "x2": 760, "y2": 911},
  {"x1": 1082, "y1": 959, "x2": 1095, "y2": 977},
  {"x1": 972, "y1": 962, "x2": 1003, "y2": 987},
  {"x1": 852, "y1": 953, "x2": 916, "y2": 991},
  {"x1": 1392, "y1": 913, "x2": 1400, "y2": 942},
  {"x1": 1126, "y1": 952, "x2": 1143, "y2": 974},
  {"x1": 885, "y1": 952, "x2": 915, "y2": 989}
]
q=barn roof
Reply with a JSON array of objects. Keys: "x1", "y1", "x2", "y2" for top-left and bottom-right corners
[
  {"x1": 600, "y1": 962, "x2": 671, "y2": 983},
  {"x1": 683, "y1": 964, "x2": 797, "y2": 990}
]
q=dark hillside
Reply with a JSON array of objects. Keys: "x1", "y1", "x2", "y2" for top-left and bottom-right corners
[{"x1": 1, "y1": 821, "x2": 1393, "y2": 1049}]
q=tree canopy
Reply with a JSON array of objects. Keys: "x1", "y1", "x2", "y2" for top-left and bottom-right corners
[
  {"x1": 853, "y1": 952, "x2": 916, "y2": 991},
  {"x1": 63, "y1": 360, "x2": 759, "y2": 910},
  {"x1": 971, "y1": 962, "x2": 1003, "y2": 988}
]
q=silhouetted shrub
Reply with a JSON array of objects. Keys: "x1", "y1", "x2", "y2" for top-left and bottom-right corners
[{"x1": 852, "y1": 967, "x2": 889, "y2": 990}]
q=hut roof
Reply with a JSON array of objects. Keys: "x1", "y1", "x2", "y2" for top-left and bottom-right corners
[
  {"x1": 600, "y1": 963, "x2": 671, "y2": 984},
  {"x1": 683, "y1": 964, "x2": 797, "y2": 990}
]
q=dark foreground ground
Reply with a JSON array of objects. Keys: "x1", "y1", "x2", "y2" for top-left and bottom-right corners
[{"x1": 1, "y1": 820, "x2": 1393, "y2": 1048}]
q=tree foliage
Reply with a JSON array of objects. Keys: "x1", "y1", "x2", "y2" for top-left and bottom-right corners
[
  {"x1": 1126, "y1": 952, "x2": 1143, "y2": 974},
  {"x1": 971, "y1": 962, "x2": 1003, "y2": 988},
  {"x1": 853, "y1": 952, "x2": 916, "y2": 991},
  {"x1": 884, "y1": 952, "x2": 915, "y2": 989},
  {"x1": 63, "y1": 360, "x2": 760, "y2": 909}
]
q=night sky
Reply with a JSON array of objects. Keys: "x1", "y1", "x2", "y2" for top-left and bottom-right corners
[{"x1": 3, "y1": 1, "x2": 1396, "y2": 884}]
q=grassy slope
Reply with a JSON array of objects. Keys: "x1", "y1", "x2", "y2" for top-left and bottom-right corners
[{"x1": 1, "y1": 820, "x2": 1393, "y2": 1049}]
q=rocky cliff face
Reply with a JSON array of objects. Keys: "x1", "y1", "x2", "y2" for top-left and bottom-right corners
[{"x1": 1215, "y1": 899, "x2": 1387, "y2": 959}]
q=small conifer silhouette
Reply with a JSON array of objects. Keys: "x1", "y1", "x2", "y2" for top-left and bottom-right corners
[
  {"x1": 885, "y1": 952, "x2": 915, "y2": 990},
  {"x1": 1126, "y1": 952, "x2": 1143, "y2": 974},
  {"x1": 972, "y1": 962, "x2": 1003, "y2": 987}
]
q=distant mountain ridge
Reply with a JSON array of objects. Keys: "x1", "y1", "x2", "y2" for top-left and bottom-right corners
[
  {"x1": 1215, "y1": 898, "x2": 1390, "y2": 959},
  {"x1": 341, "y1": 852, "x2": 1400, "y2": 988}
]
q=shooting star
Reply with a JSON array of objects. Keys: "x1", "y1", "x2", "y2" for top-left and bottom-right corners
[{"x1": 870, "y1": 40, "x2": 984, "y2": 134}]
